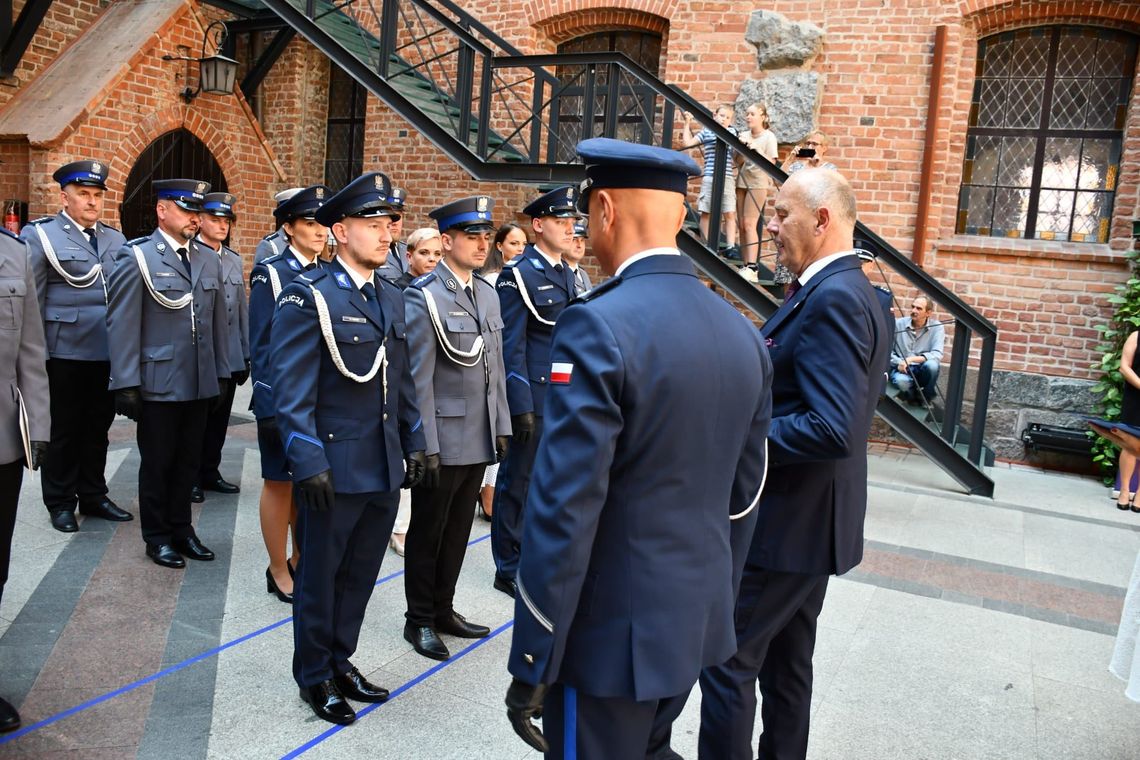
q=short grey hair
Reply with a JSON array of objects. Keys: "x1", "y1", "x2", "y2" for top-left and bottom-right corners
[{"x1": 796, "y1": 169, "x2": 857, "y2": 226}]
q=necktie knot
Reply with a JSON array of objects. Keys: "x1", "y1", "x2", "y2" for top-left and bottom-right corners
[
  {"x1": 84, "y1": 228, "x2": 97, "y2": 253},
  {"x1": 553, "y1": 263, "x2": 564, "y2": 273},
  {"x1": 176, "y1": 247, "x2": 191, "y2": 276},
  {"x1": 362, "y1": 282, "x2": 377, "y2": 301}
]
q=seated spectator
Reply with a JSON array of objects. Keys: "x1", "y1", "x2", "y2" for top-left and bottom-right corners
[{"x1": 890, "y1": 295, "x2": 944, "y2": 405}]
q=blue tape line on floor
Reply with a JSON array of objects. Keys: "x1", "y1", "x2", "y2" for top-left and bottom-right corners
[
  {"x1": 281, "y1": 619, "x2": 516, "y2": 759},
  {"x1": 0, "y1": 532, "x2": 492, "y2": 745}
]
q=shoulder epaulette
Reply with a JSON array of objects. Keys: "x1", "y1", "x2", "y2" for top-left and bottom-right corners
[
  {"x1": 377, "y1": 274, "x2": 402, "y2": 293},
  {"x1": 298, "y1": 268, "x2": 328, "y2": 285},
  {"x1": 126, "y1": 236, "x2": 149, "y2": 246},
  {"x1": 262, "y1": 252, "x2": 285, "y2": 266},
  {"x1": 262, "y1": 231, "x2": 281, "y2": 242},
  {"x1": 409, "y1": 271, "x2": 437, "y2": 290},
  {"x1": 503, "y1": 258, "x2": 519, "y2": 269},
  {"x1": 99, "y1": 222, "x2": 120, "y2": 232},
  {"x1": 573, "y1": 275, "x2": 621, "y2": 304},
  {"x1": 472, "y1": 271, "x2": 491, "y2": 285},
  {"x1": 27, "y1": 216, "x2": 52, "y2": 225},
  {"x1": 0, "y1": 227, "x2": 24, "y2": 243}
]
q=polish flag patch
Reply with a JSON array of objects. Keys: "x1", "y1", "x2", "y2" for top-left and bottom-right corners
[{"x1": 550, "y1": 362, "x2": 574, "y2": 384}]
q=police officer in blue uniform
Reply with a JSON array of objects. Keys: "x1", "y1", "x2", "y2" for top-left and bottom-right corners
[
  {"x1": 504, "y1": 138, "x2": 773, "y2": 759},
  {"x1": 270, "y1": 172, "x2": 427, "y2": 726},
  {"x1": 491, "y1": 184, "x2": 579, "y2": 597},
  {"x1": 194, "y1": 193, "x2": 249, "y2": 500},
  {"x1": 106, "y1": 179, "x2": 233, "y2": 568},
  {"x1": 376, "y1": 187, "x2": 409, "y2": 284},
  {"x1": 23, "y1": 159, "x2": 132, "y2": 533},
  {"x1": 248, "y1": 185, "x2": 331, "y2": 603},
  {"x1": 253, "y1": 187, "x2": 304, "y2": 264},
  {"x1": 402, "y1": 195, "x2": 511, "y2": 661},
  {"x1": 567, "y1": 219, "x2": 593, "y2": 296}
]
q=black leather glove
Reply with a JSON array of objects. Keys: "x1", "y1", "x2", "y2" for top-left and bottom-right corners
[
  {"x1": 29, "y1": 441, "x2": 48, "y2": 471},
  {"x1": 402, "y1": 450, "x2": 426, "y2": 489},
  {"x1": 260, "y1": 416, "x2": 278, "y2": 433},
  {"x1": 232, "y1": 367, "x2": 250, "y2": 386},
  {"x1": 511, "y1": 412, "x2": 535, "y2": 445},
  {"x1": 115, "y1": 388, "x2": 141, "y2": 421},
  {"x1": 421, "y1": 453, "x2": 441, "y2": 490},
  {"x1": 296, "y1": 470, "x2": 334, "y2": 512},
  {"x1": 496, "y1": 435, "x2": 510, "y2": 463},
  {"x1": 505, "y1": 678, "x2": 549, "y2": 753},
  {"x1": 213, "y1": 378, "x2": 231, "y2": 412}
]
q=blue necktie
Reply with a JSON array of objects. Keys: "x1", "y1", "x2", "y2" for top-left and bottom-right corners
[
  {"x1": 362, "y1": 281, "x2": 382, "y2": 323},
  {"x1": 84, "y1": 228, "x2": 97, "y2": 254},
  {"x1": 176, "y1": 247, "x2": 190, "y2": 277}
]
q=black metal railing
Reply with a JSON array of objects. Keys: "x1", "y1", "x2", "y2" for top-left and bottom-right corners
[{"x1": 261, "y1": 0, "x2": 998, "y2": 496}]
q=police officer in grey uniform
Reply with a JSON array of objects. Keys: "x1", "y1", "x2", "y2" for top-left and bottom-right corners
[
  {"x1": 106, "y1": 179, "x2": 232, "y2": 569},
  {"x1": 23, "y1": 160, "x2": 132, "y2": 533},
  {"x1": 194, "y1": 192, "x2": 249, "y2": 499},
  {"x1": 253, "y1": 187, "x2": 305, "y2": 264},
  {"x1": 402, "y1": 195, "x2": 510, "y2": 661},
  {"x1": 567, "y1": 218, "x2": 593, "y2": 296},
  {"x1": 0, "y1": 223, "x2": 49, "y2": 733},
  {"x1": 376, "y1": 187, "x2": 408, "y2": 284}
]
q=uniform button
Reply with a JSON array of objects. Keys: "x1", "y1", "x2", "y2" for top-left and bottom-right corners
[
  {"x1": 540, "y1": 376, "x2": 546, "y2": 382},
  {"x1": 383, "y1": 413, "x2": 388, "y2": 421},
  {"x1": 353, "y1": 336, "x2": 359, "y2": 343},
  {"x1": 327, "y1": 433, "x2": 334, "y2": 440},
  {"x1": 524, "y1": 654, "x2": 534, "y2": 665}
]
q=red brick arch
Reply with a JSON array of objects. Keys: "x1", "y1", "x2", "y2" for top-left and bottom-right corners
[
  {"x1": 959, "y1": 0, "x2": 1140, "y2": 35},
  {"x1": 533, "y1": 6, "x2": 670, "y2": 45},
  {"x1": 116, "y1": 106, "x2": 248, "y2": 204}
]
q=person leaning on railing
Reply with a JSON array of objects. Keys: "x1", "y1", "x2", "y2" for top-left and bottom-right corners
[
  {"x1": 680, "y1": 105, "x2": 739, "y2": 259},
  {"x1": 735, "y1": 102, "x2": 779, "y2": 281}
]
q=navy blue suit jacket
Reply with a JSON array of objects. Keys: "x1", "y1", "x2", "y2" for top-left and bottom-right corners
[
  {"x1": 749, "y1": 254, "x2": 888, "y2": 576},
  {"x1": 269, "y1": 259, "x2": 425, "y2": 493},
  {"x1": 508, "y1": 253, "x2": 772, "y2": 701},
  {"x1": 495, "y1": 245, "x2": 574, "y2": 417}
]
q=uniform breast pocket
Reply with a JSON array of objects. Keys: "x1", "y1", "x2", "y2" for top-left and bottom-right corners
[
  {"x1": 445, "y1": 316, "x2": 478, "y2": 351},
  {"x1": 150, "y1": 277, "x2": 187, "y2": 300},
  {"x1": 0, "y1": 277, "x2": 26, "y2": 330},
  {"x1": 535, "y1": 292, "x2": 567, "y2": 320}
]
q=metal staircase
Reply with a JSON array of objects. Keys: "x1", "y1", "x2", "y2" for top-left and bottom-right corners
[{"x1": 223, "y1": 0, "x2": 999, "y2": 496}]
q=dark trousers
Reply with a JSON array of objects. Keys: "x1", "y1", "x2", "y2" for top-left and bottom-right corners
[
  {"x1": 137, "y1": 399, "x2": 210, "y2": 546},
  {"x1": 41, "y1": 359, "x2": 115, "y2": 513},
  {"x1": 0, "y1": 460, "x2": 23, "y2": 607},
  {"x1": 199, "y1": 375, "x2": 237, "y2": 483},
  {"x1": 293, "y1": 489, "x2": 398, "y2": 688},
  {"x1": 698, "y1": 569, "x2": 830, "y2": 760},
  {"x1": 405, "y1": 462, "x2": 485, "y2": 626},
  {"x1": 542, "y1": 683, "x2": 682, "y2": 760},
  {"x1": 491, "y1": 415, "x2": 543, "y2": 581}
]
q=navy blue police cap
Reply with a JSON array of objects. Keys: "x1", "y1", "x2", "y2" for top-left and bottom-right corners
[
  {"x1": 430, "y1": 196, "x2": 495, "y2": 233},
  {"x1": 313, "y1": 172, "x2": 399, "y2": 227},
  {"x1": 575, "y1": 137, "x2": 700, "y2": 212},
  {"x1": 202, "y1": 192, "x2": 237, "y2": 219},
  {"x1": 522, "y1": 185, "x2": 579, "y2": 219},
  {"x1": 53, "y1": 160, "x2": 109, "y2": 190},
  {"x1": 388, "y1": 187, "x2": 407, "y2": 211},
  {"x1": 153, "y1": 179, "x2": 210, "y2": 212},
  {"x1": 274, "y1": 184, "x2": 331, "y2": 224},
  {"x1": 274, "y1": 187, "x2": 305, "y2": 204},
  {"x1": 572, "y1": 219, "x2": 589, "y2": 238}
]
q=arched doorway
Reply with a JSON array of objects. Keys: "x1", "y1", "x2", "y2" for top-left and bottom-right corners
[{"x1": 120, "y1": 129, "x2": 228, "y2": 239}]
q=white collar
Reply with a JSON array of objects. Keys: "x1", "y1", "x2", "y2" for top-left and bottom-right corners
[
  {"x1": 614, "y1": 247, "x2": 680, "y2": 277},
  {"x1": 61, "y1": 210, "x2": 94, "y2": 233},
  {"x1": 438, "y1": 260, "x2": 471, "y2": 288},
  {"x1": 335, "y1": 256, "x2": 375, "y2": 290},
  {"x1": 288, "y1": 245, "x2": 318, "y2": 269},
  {"x1": 796, "y1": 250, "x2": 856, "y2": 286},
  {"x1": 533, "y1": 244, "x2": 563, "y2": 269},
  {"x1": 157, "y1": 228, "x2": 191, "y2": 253}
]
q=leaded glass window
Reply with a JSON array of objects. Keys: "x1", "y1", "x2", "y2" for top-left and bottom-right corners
[
  {"x1": 325, "y1": 67, "x2": 366, "y2": 192},
  {"x1": 957, "y1": 26, "x2": 1136, "y2": 243}
]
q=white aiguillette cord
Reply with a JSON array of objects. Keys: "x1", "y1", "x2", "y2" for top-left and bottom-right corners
[
  {"x1": 36, "y1": 223, "x2": 105, "y2": 300},
  {"x1": 421, "y1": 288, "x2": 485, "y2": 367},
  {"x1": 512, "y1": 268, "x2": 557, "y2": 326},
  {"x1": 306, "y1": 283, "x2": 388, "y2": 401},
  {"x1": 132, "y1": 244, "x2": 195, "y2": 343}
]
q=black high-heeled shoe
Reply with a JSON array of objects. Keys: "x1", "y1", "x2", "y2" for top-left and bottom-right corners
[
  {"x1": 1131, "y1": 493, "x2": 1140, "y2": 514},
  {"x1": 266, "y1": 567, "x2": 294, "y2": 604},
  {"x1": 1117, "y1": 493, "x2": 1131, "y2": 511}
]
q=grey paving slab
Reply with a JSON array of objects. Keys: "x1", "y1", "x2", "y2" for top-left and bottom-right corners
[
  {"x1": 1030, "y1": 622, "x2": 1129, "y2": 696},
  {"x1": 893, "y1": 512, "x2": 1026, "y2": 569},
  {"x1": 1023, "y1": 512, "x2": 1140, "y2": 587},
  {"x1": 1033, "y1": 675, "x2": 1140, "y2": 759},
  {"x1": 816, "y1": 576, "x2": 877, "y2": 634}
]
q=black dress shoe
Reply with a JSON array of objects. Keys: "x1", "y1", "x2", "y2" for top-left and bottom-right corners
[
  {"x1": 173, "y1": 536, "x2": 215, "y2": 561},
  {"x1": 0, "y1": 695, "x2": 20, "y2": 733},
  {"x1": 78, "y1": 498, "x2": 133, "y2": 522},
  {"x1": 300, "y1": 679, "x2": 356, "y2": 725},
  {"x1": 493, "y1": 575, "x2": 516, "y2": 598},
  {"x1": 403, "y1": 622, "x2": 450, "y2": 661},
  {"x1": 190, "y1": 486, "x2": 205, "y2": 503},
  {"x1": 436, "y1": 611, "x2": 490, "y2": 639},
  {"x1": 266, "y1": 567, "x2": 293, "y2": 604},
  {"x1": 146, "y1": 544, "x2": 186, "y2": 568},
  {"x1": 334, "y1": 665, "x2": 390, "y2": 703},
  {"x1": 49, "y1": 510, "x2": 78, "y2": 533},
  {"x1": 203, "y1": 478, "x2": 240, "y2": 494}
]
